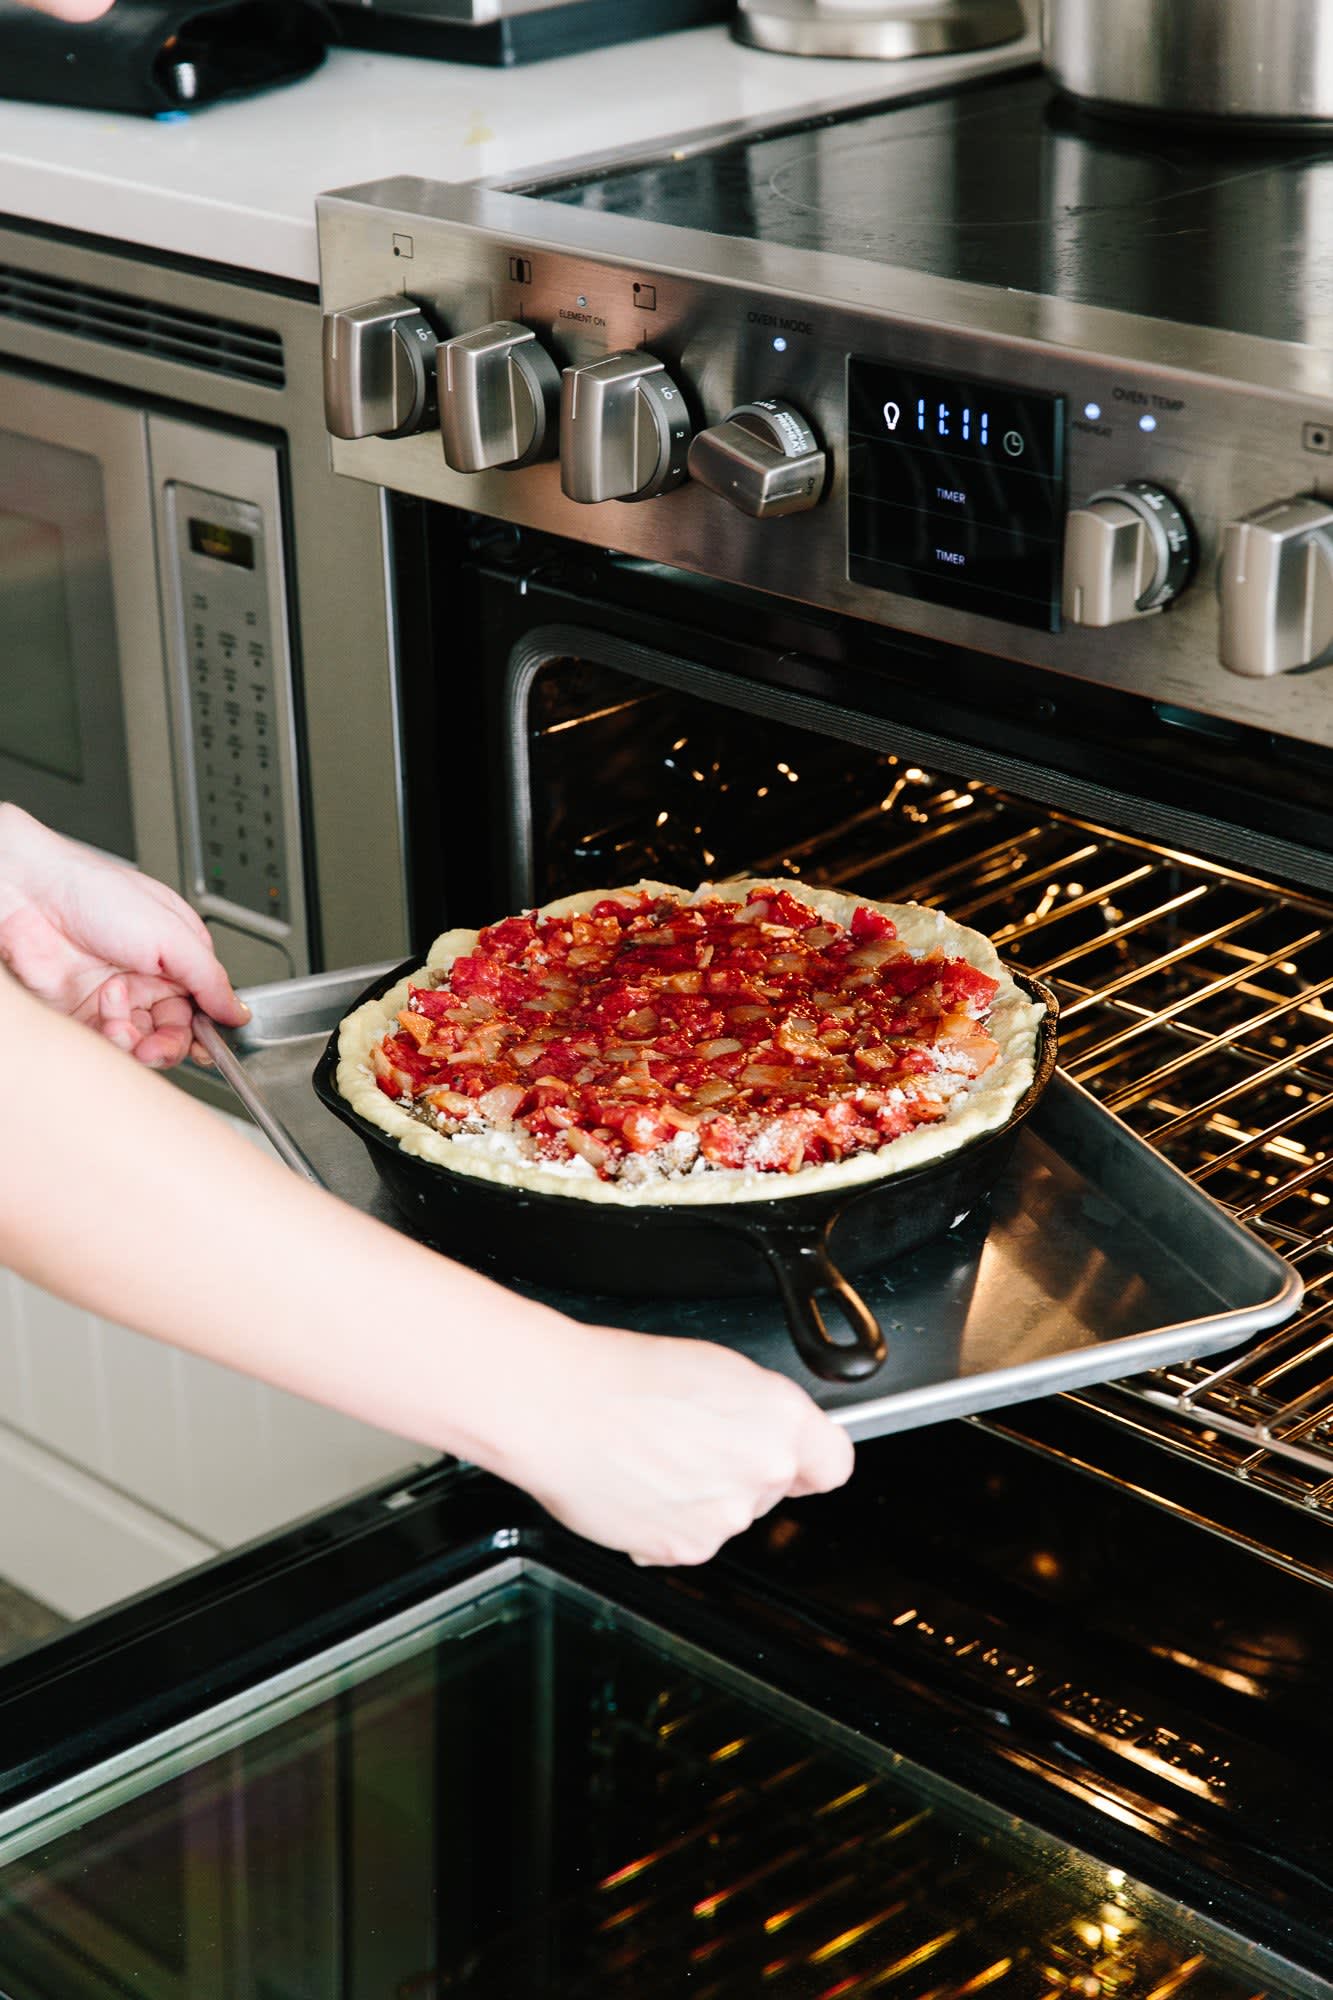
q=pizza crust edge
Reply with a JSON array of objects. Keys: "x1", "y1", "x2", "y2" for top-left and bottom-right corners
[{"x1": 334, "y1": 878, "x2": 1047, "y2": 1207}]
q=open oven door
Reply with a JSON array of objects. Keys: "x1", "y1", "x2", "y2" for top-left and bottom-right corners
[{"x1": 1, "y1": 1433, "x2": 1332, "y2": 1996}]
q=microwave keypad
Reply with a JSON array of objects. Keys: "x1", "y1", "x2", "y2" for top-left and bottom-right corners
[{"x1": 170, "y1": 487, "x2": 290, "y2": 928}]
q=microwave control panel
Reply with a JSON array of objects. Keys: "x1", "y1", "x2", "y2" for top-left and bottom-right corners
[
  {"x1": 167, "y1": 482, "x2": 292, "y2": 926},
  {"x1": 317, "y1": 176, "x2": 1333, "y2": 751},
  {"x1": 151, "y1": 419, "x2": 309, "y2": 981}
]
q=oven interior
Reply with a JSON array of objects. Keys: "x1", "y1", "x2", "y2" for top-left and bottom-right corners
[
  {"x1": 0, "y1": 1566, "x2": 1313, "y2": 1999},
  {"x1": 514, "y1": 648, "x2": 1333, "y2": 1525}
]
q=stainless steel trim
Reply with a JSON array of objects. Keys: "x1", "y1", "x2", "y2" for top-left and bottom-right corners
[{"x1": 0, "y1": 1559, "x2": 524, "y2": 1862}]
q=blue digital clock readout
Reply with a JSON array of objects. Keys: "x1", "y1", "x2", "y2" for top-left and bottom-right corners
[
  {"x1": 903, "y1": 398, "x2": 989, "y2": 447},
  {"x1": 847, "y1": 357, "x2": 1066, "y2": 632}
]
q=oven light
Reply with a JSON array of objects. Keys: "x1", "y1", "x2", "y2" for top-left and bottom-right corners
[
  {"x1": 1139, "y1": 413, "x2": 1158, "y2": 432},
  {"x1": 1083, "y1": 401, "x2": 1102, "y2": 420}
]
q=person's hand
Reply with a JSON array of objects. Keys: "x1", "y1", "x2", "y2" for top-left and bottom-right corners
[
  {"x1": 0, "y1": 805, "x2": 249, "y2": 1067},
  {"x1": 494, "y1": 1317, "x2": 854, "y2": 1566}
]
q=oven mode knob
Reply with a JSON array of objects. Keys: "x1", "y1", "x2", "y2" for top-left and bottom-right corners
[
  {"x1": 1219, "y1": 496, "x2": 1333, "y2": 677},
  {"x1": 322, "y1": 297, "x2": 439, "y2": 440},
  {"x1": 560, "y1": 352, "x2": 692, "y2": 503},
  {"x1": 438, "y1": 321, "x2": 561, "y2": 472},
  {"x1": 1062, "y1": 480, "x2": 1194, "y2": 627},
  {"x1": 687, "y1": 401, "x2": 827, "y2": 519}
]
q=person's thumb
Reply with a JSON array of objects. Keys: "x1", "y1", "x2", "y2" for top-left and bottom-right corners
[{"x1": 156, "y1": 919, "x2": 250, "y2": 1026}]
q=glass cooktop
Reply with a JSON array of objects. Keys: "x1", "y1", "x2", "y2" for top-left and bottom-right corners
[
  {"x1": 0, "y1": 1563, "x2": 1319, "y2": 1998},
  {"x1": 535, "y1": 71, "x2": 1333, "y2": 348}
]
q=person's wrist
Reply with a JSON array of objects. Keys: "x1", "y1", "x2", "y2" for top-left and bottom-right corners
[
  {"x1": 448, "y1": 1298, "x2": 606, "y2": 1486},
  {"x1": 0, "y1": 803, "x2": 58, "y2": 890},
  {"x1": 0, "y1": 804, "x2": 56, "y2": 929}
]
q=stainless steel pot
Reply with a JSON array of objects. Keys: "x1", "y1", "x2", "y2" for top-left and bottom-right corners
[
  {"x1": 1043, "y1": 0, "x2": 1333, "y2": 127},
  {"x1": 734, "y1": 0, "x2": 1024, "y2": 60}
]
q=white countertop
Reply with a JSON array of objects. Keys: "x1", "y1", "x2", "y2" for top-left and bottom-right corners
[{"x1": 0, "y1": 16, "x2": 1037, "y2": 284}]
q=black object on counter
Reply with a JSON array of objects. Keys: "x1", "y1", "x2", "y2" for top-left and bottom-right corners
[
  {"x1": 312, "y1": 960, "x2": 1059, "y2": 1384},
  {"x1": 331, "y1": 0, "x2": 727, "y2": 68},
  {"x1": 0, "y1": 0, "x2": 334, "y2": 114}
]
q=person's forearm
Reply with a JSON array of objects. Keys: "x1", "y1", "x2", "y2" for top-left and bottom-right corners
[{"x1": 0, "y1": 967, "x2": 569, "y2": 1477}]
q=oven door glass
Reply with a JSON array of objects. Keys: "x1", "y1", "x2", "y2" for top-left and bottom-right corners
[
  {"x1": 0, "y1": 1564, "x2": 1313, "y2": 1998},
  {"x1": 0, "y1": 377, "x2": 155, "y2": 861}
]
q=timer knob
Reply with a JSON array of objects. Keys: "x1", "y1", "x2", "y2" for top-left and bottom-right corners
[
  {"x1": 687, "y1": 400, "x2": 827, "y2": 519},
  {"x1": 322, "y1": 297, "x2": 439, "y2": 441},
  {"x1": 1062, "y1": 480, "x2": 1194, "y2": 627},
  {"x1": 1218, "y1": 496, "x2": 1333, "y2": 677},
  {"x1": 560, "y1": 351, "x2": 692, "y2": 504},
  {"x1": 438, "y1": 320, "x2": 561, "y2": 473}
]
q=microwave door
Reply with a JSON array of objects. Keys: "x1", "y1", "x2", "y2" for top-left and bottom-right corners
[{"x1": 0, "y1": 372, "x2": 177, "y2": 891}]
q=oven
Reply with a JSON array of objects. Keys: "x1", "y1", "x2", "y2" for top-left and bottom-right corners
[
  {"x1": 8, "y1": 68, "x2": 1333, "y2": 1993},
  {"x1": 318, "y1": 85, "x2": 1333, "y2": 1973},
  {"x1": 315, "y1": 102, "x2": 1333, "y2": 1516}
]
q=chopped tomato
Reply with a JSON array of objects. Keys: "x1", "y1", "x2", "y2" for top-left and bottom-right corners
[
  {"x1": 370, "y1": 889, "x2": 1011, "y2": 1181},
  {"x1": 851, "y1": 905, "x2": 898, "y2": 943}
]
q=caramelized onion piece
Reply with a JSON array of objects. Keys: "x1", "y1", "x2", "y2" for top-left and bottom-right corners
[
  {"x1": 564, "y1": 1130, "x2": 610, "y2": 1169},
  {"x1": 477, "y1": 1084, "x2": 526, "y2": 1125}
]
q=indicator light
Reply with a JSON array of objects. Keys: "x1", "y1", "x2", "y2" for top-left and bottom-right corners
[
  {"x1": 1139, "y1": 413, "x2": 1158, "y2": 432},
  {"x1": 1083, "y1": 401, "x2": 1102, "y2": 420},
  {"x1": 772, "y1": 335, "x2": 788, "y2": 352}
]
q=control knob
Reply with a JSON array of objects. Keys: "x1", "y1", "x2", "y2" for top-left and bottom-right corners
[
  {"x1": 687, "y1": 400, "x2": 827, "y2": 519},
  {"x1": 322, "y1": 297, "x2": 439, "y2": 441},
  {"x1": 1063, "y1": 480, "x2": 1194, "y2": 627},
  {"x1": 1218, "y1": 496, "x2": 1333, "y2": 677},
  {"x1": 438, "y1": 320, "x2": 561, "y2": 472},
  {"x1": 560, "y1": 351, "x2": 691, "y2": 503}
]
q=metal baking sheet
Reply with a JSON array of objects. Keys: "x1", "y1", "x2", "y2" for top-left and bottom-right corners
[{"x1": 197, "y1": 968, "x2": 1303, "y2": 1443}]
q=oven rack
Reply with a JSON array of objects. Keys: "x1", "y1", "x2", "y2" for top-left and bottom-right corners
[
  {"x1": 459, "y1": 1652, "x2": 1263, "y2": 1999},
  {"x1": 764, "y1": 773, "x2": 1333, "y2": 1514}
]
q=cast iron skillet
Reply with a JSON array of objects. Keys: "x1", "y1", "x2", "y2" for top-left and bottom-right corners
[{"x1": 313, "y1": 964, "x2": 1058, "y2": 1385}]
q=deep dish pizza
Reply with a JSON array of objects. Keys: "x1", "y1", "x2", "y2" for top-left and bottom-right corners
[{"x1": 334, "y1": 878, "x2": 1046, "y2": 1207}]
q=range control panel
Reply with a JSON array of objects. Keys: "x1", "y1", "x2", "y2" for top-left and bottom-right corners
[{"x1": 317, "y1": 176, "x2": 1333, "y2": 751}]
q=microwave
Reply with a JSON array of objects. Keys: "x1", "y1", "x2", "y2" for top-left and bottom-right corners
[{"x1": 0, "y1": 221, "x2": 413, "y2": 990}]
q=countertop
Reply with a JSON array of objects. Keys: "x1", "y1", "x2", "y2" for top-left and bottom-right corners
[{"x1": 0, "y1": 16, "x2": 1037, "y2": 285}]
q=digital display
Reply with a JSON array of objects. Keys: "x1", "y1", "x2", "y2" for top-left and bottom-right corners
[
  {"x1": 847, "y1": 358, "x2": 1065, "y2": 631},
  {"x1": 188, "y1": 517, "x2": 256, "y2": 570}
]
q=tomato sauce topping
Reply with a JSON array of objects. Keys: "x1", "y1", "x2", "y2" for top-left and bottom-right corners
[{"x1": 371, "y1": 888, "x2": 1002, "y2": 1181}]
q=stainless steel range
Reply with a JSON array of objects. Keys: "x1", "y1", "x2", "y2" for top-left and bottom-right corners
[
  {"x1": 310, "y1": 73, "x2": 1333, "y2": 1497},
  {"x1": 10, "y1": 67, "x2": 1333, "y2": 1996}
]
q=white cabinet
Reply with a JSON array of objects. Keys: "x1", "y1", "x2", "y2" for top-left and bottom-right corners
[{"x1": 0, "y1": 1111, "x2": 426, "y2": 1620}]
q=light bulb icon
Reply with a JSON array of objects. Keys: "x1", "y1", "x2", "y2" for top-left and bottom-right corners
[{"x1": 882, "y1": 401, "x2": 901, "y2": 432}]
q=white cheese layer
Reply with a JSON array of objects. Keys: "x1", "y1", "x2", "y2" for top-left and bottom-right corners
[{"x1": 334, "y1": 878, "x2": 1047, "y2": 1207}]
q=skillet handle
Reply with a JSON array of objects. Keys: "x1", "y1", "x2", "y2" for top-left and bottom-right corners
[{"x1": 736, "y1": 1223, "x2": 887, "y2": 1383}]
